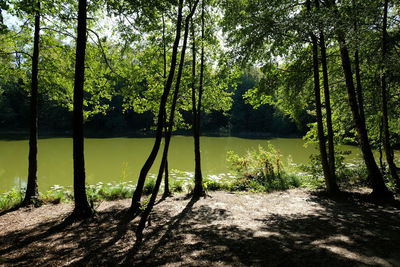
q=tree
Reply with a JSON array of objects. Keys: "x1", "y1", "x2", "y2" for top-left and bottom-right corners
[
  {"x1": 129, "y1": 0, "x2": 185, "y2": 216},
  {"x1": 22, "y1": 0, "x2": 40, "y2": 206},
  {"x1": 326, "y1": 0, "x2": 392, "y2": 198},
  {"x1": 307, "y1": 0, "x2": 338, "y2": 194},
  {"x1": 70, "y1": 0, "x2": 92, "y2": 218},
  {"x1": 136, "y1": 0, "x2": 200, "y2": 240},
  {"x1": 380, "y1": 0, "x2": 400, "y2": 191},
  {"x1": 191, "y1": 0, "x2": 205, "y2": 198}
]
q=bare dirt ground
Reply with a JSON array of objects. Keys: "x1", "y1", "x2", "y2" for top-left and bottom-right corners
[{"x1": 0, "y1": 188, "x2": 400, "y2": 266}]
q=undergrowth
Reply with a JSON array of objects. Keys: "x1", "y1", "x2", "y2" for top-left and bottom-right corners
[{"x1": 226, "y1": 144, "x2": 303, "y2": 192}]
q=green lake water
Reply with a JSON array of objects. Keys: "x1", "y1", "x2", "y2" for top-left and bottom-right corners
[{"x1": 0, "y1": 136, "x2": 398, "y2": 193}]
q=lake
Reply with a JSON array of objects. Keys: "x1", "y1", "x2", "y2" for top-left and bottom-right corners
[{"x1": 0, "y1": 136, "x2": 397, "y2": 193}]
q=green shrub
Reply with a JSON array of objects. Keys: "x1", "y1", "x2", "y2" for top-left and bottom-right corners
[
  {"x1": 0, "y1": 188, "x2": 24, "y2": 211},
  {"x1": 300, "y1": 151, "x2": 369, "y2": 189},
  {"x1": 170, "y1": 179, "x2": 185, "y2": 193},
  {"x1": 227, "y1": 144, "x2": 302, "y2": 192},
  {"x1": 143, "y1": 178, "x2": 156, "y2": 195}
]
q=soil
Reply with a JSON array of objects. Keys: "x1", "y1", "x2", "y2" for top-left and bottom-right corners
[{"x1": 0, "y1": 188, "x2": 400, "y2": 266}]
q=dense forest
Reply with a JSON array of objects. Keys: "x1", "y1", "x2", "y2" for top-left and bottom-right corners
[{"x1": 1, "y1": 0, "x2": 400, "y2": 263}]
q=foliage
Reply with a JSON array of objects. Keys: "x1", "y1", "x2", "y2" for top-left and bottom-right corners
[
  {"x1": 227, "y1": 144, "x2": 302, "y2": 192},
  {"x1": 0, "y1": 187, "x2": 24, "y2": 211},
  {"x1": 299, "y1": 152, "x2": 369, "y2": 189},
  {"x1": 142, "y1": 177, "x2": 156, "y2": 195}
]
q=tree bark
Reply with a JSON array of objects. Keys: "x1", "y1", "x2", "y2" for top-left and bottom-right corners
[
  {"x1": 381, "y1": 0, "x2": 400, "y2": 191},
  {"x1": 71, "y1": 0, "x2": 92, "y2": 218},
  {"x1": 136, "y1": 0, "x2": 199, "y2": 240},
  {"x1": 23, "y1": 1, "x2": 40, "y2": 206},
  {"x1": 192, "y1": 0, "x2": 205, "y2": 198},
  {"x1": 130, "y1": 1, "x2": 184, "y2": 215}
]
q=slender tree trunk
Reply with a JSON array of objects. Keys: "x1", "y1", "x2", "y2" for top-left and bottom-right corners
[
  {"x1": 23, "y1": 1, "x2": 40, "y2": 206},
  {"x1": 136, "y1": 0, "x2": 199, "y2": 240},
  {"x1": 163, "y1": 109, "x2": 171, "y2": 198},
  {"x1": 379, "y1": 120, "x2": 384, "y2": 171},
  {"x1": 354, "y1": 51, "x2": 366, "y2": 123},
  {"x1": 71, "y1": 0, "x2": 92, "y2": 218},
  {"x1": 130, "y1": 1, "x2": 184, "y2": 215},
  {"x1": 193, "y1": 0, "x2": 205, "y2": 198},
  {"x1": 353, "y1": 0, "x2": 366, "y2": 125},
  {"x1": 319, "y1": 32, "x2": 339, "y2": 193},
  {"x1": 307, "y1": 0, "x2": 334, "y2": 193},
  {"x1": 317, "y1": 0, "x2": 339, "y2": 193},
  {"x1": 381, "y1": 0, "x2": 400, "y2": 191},
  {"x1": 161, "y1": 14, "x2": 171, "y2": 199}
]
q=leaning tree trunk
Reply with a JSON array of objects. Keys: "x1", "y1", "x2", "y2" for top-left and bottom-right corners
[
  {"x1": 192, "y1": 0, "x2": 205, "y2": 198},
  {"x1": 130, "y1": 0, "x2": 184, "y2": 215},
  {"x1": 136, "y1": 0, "x2": 199, "y2": 240},
  {"x1": 307, "y1": 0, "x2": 335, "y2": 193},
  {"x1": 71, "y1": 0, "x2": 92, "y2": 218},
  {"x1": 23, "y1": 1, "x2": 40, "y2": 206},
  {"x1": 381, "y1": 0, "x2": 400, "y2": 191}
]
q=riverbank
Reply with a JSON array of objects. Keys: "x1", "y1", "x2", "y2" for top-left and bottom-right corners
[{"x1": 1, "y1": 188, "x2": 399, "y2": 266}]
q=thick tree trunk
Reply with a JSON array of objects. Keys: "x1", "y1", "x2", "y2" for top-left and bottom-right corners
[
  {"x1": 71, "y1": 0, "x2": 92, "y2": 218},
  {"x1": 319, "y1": 31, "x2": 339, "y2": 193},
  {"x1": 381, "y1": 0, "x2": 400, "y2": 190},
  {"x1": 130, "y1": 1, "x2": 184, "y2": 215},
  {"x1": 307, "y1": 0, "x2": 334, "y2": 193},
  {"x1": 23, "y1": 1, "x2": 40, "y2": 206},
  {"x1": 136, "y1": 0, "x2": 199, "y2": 240},
  {"x1": 193, "y1": 0, "x2": 205, "y2": 198}
]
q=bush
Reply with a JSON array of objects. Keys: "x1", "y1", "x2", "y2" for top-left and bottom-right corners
[
  {"x1": 227, "y1": 144, "x2": 302, "y2": 192},
  {"x1": 300, "y1": 151, "x2": 369, "y2": 189},
  {"x1": 143, "y1": 178, "x2": 156, "y2": 195},
  {"x1": 170, "y1": 179, "x2": 185, "y2": 193},
  {"x1": 0, "y1": 188, "x2": 24, "y2": 211}
]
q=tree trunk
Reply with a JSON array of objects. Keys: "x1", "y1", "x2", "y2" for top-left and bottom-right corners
[
  {"x1": 136, "y1": 0, "x2": 199, "y2": 240},
  {"x1": 193, "y1": 0, "x2": 205, "y2": 198},
  {"x1": 316, "y1": 0, "x2": 339, "y2": 193},
  {"x1": 71, "y1": 0, "x2": 92, "y2": 218},
  {"x1": 130, "y1": 0, "x2": 184, "y2": 215},
  {"x1": 352, "y1": 0, "x2": 366, "y2": 125},
  {"x1": 307, "y1": 0, "x2": 334, "y2": 193},
  {"x1": 327, "y1": 0, "x2": 392, "y2": 198},
  {"x1": 336, "y1": 33, "x2": 391, "y2": 198},
  {"x1": 161, "y1": 15, "x2": 171, "y2": 199},
  {"x1": 23, "y1": 1, "x2": 40, "y2": 206},
  {"x1": 162, "y1": 109, "x2": 171, "y2": 198},
  {"x1": 381, "y1": 0, "x2": 400, "y2": 191}
]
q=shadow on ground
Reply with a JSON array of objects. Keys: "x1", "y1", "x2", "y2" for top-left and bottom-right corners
[{"x1": 0, "y1": 191, "x2": 399, "y2": 266}]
